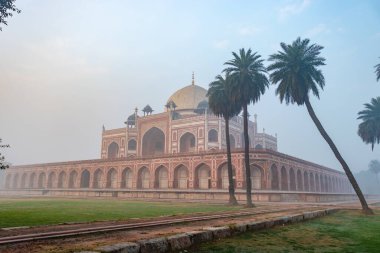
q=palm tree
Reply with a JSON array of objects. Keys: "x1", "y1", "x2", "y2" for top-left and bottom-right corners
[
  {"x1": 358, "y1": 97, "x2": 380, "y2": 150},
  {"x1": 369, "y1": 160, "x2": 380, "y2": 185},
  {"x1": 207, "y1": 74, "x2": 241, "y2": 205},
  {"x1": 224, "y1": 48, "x2": 269, "y2": 207},
  {"x1": 375, "y1": 58, "x2": 380, "y2": 81},
  {"x1": 268, "y1": 37, "x2": 373, "y2": 215}
]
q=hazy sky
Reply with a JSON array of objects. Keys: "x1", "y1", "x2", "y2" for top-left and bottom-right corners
[{"x1": 0, "y1": 0, "x2": 379, "y2": 173}]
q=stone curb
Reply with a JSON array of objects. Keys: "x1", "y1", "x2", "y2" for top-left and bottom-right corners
[{"x1": 77, "y1": 208, "x2": 339, "y2": 253}]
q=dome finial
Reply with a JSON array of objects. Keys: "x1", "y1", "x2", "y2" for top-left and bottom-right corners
[{"x1": 192, "y1": 71, "x2": 195, "y2": 86}]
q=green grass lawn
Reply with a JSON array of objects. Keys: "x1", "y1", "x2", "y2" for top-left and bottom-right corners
[
  {"x1": 191, "y1": 210, "x2": 380, "y2": 253},
  {"x1": 0, "y1": 197, "x2": 240, "y2": 228}
]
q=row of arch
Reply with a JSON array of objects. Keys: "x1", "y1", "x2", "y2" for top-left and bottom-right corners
[
  {"x1": 107, "y1": 127, "x2": 241, "y2": 158},
  {"x1": 4, "y1": 163, "x2": 352, "y2": 193}
]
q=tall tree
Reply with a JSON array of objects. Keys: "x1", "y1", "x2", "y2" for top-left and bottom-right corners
[
  {"x1": 224, "y1": 48, "x2": 269, "y2": 207},
  {"x1": 268, "y1": 37, "x2": 373, "y2": 215},
  {"x1": 207, "y1": 74, "x2": 241, "y2": 205},
  {"x1": 0, "y1": 0, "x2": 21, "y2": 31},
  {"x1": 368, "y1": 160, "x2": 380, "y2": 185},
  {"x1": 358, "y1": 97, "x2": 380, "y2": 150},
  {"x1": 0, "y1": 138, "x2": 10, "y2": 170},
  {"x1": 375, "y1": 58, "x2": 380, "y2": 82}
]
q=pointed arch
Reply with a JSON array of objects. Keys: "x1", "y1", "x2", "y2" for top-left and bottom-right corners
[
  {"x1": 280, "y1": 167, "x2": 288, "y2": 191},
  {"x1": 137, "y1": 166, "x2": 150, "y2": 189},
  {"x1": 58, "y1": 171, "x2": 67, "y2": 188},
  {"x1": 93, "y1": 169, "x2": 104, "y2": 188},
  {"x1": 229, "y1": 134, "x2": 236, "y2": 149},
  {"x1": 154, "y1": 165, "x2": 169, "y2": 189},
  {"x1": 270, "y1": 164, "x2": 279, "y2": 190},
  {"x1": 37, "y1": 172, "x2": 46, "y2": 188},
  {"x1": 194, "y1": 163, "x2": 211, "y2": 189},
  {"x1": 303, "y1": 171, "x2": 309, "y2": 192},
  {"x1": 142, "y1": 127, "x2": 165, "y2": 156},
  {"x1": 309, "y1": 172, "x2": 315, "y2": 192},
  {"x1": 217, "y1": 163, "x2": 236, "y2": 189},
  {"x1": 173, "y1": 164, "x2": 189, "y2": 189},
  {"x1": 289, "y1": 168, "x2": 296, "y2": 191},
  {"x1": 180, "y1": 132, "x2": 196, "y2": 153},
  {"x1": 250, "y1": 164, "x2": 263, "y2": 190},
  {"x1": 315, "y1": 173, "x2": 320, "y2": 192},
  {"x1": 12, "y1": 174, "x2": 19, "y2": 189},
  {"x1": 80, "y1": 169, "x2": 90, "y2": 188},
  {"x1": 208, "y1": 129, "x2": 218, "y2": 142},
  {"x1": 29, "y1": 173, "x2": 36, "y2": 188},
  {"x1": 69, "y1": 170, "x2": 78, "y2": 188},
  {"x1": 106, "y1": 168, "x2": 118, "y2": 188},
  {"x1": 47, "y1": 171, "x2": 56, "y2": 188},
  {"x1": 297, "y1": 170, "x2": 303, "y2": 191},
  {"x1": 121, "y1": 167, "x2": 133, "y2": 188},
  {"x1": 108, "y1": 142, "x2": 119, "y2": 159}
]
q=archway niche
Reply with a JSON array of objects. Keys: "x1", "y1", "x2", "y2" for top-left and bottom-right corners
[
  {"x1": 195, "y1": 164, "x2": 211, "y2": 189},
  {"x1": 180, "y1": 132, "x2": 196, "y2": 153},
  {"x1": 324, "y1": 175, "x2": 329, "y2": 192},
  {"x1": 58, "y1": 171, "x2": 67, "y2": 188},
  {"x1": 208, "y1": 129, "x2": 218, "y2": 142},
  {"x1": 281, "y1": 167, "x2": 288, "y2": 191},
  {"x1": 29, "y1": 173, "x2": 36, "y2": 188},
  {"x1": 320, "y1": 175, "x2": 325, "y2": 192},
  {"x1": 108, "y1": 142, "x2": 119, "y2": 159},
  {"x1": 93, "y1": 169, "x2": 104, "y2": 188},
  {"x1": 142, "y1": 127, "x2": 165, "y2": 156},
  {"x1": 173, "y1": 165, "x2": 189, "y2": 189},
  {"x1": 106, "y1": 168, "x2": 117, "y2": 188},
  {"x1": 250, "y1": 165, "x2": 263, "y2": 190},
  {"x1": 47, "y1": 172, "x2": 56, "y2": 188},
  {"x1": 137, "y1": 167, "x2": 150, "y2": 189},
  {"x1": 21, "y1": 173, "x2": 27, "y2": 188},
  {"x1": 289, "y1": 168, "x2": 296, "y2": 191},
  {"x1": 303, "y1": 171, "x2": 309, "y2": 192},
  {"x1": 270, "y1": 165, "x2": 279, "y2": 190},
  {"x1": 69, "y1": 171, "x2": 78, "y2": 188},
  {"x1": 315, "y1": 174, "x2": 320, "y2": 192},
  {"x1": 255, "y1": 144, "x2": 263, "y2": 149},
  {"x1": 297, "y1": 170, "x2": 303, "y2": 191},
  {"x1": 128, "y1": 139, "x2": 137, "y2": 150},
  {"x1": 309, "y1": 172, "x2": 315, "y2": 192},
  {"x1": 217, "y1": 163, "x2": 235, "y2": 189},
  {"x1": 121, "y1": 168, "x2": 133, "y2": 188},
  {"x1": 154, "y1": 166, "x2": 168, "y2": 189},
  {"x1": 229, "y1": 134, "x2": 236, "y2": 149},
  {"x1": 12, "y1": 174, "x2": 19, "y2": 189},
  {"x1": 38, "y1": 173, "x2": 46, "y2": 188},
  {"x1": 80, "y1": 170, "x2": 90, "y2": 188}
]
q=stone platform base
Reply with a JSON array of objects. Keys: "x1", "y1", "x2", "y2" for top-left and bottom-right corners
[{"x1": 0, "y1": 189, "x2": 364, "y2": 203}]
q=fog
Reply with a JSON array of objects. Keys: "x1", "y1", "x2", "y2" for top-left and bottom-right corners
[{"x1": 1, "y1": 0, "x2": 380, "y2": 173}]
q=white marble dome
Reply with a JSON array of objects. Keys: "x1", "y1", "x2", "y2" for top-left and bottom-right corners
[{"x1": 166, "y1": 84, "x2": 208, "y2": 111}]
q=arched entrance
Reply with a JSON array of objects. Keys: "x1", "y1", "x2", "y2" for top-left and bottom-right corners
[
  {"x1": 250, "y1": 165, "x2": 263, "y2": 190},
  {"x1": 37, "y1": 173, "x2": 46, "y2": 188},
  {"x1": 29, "y1": 173, "x2": 36, "y2": 188},
  {"x1": 58, "y1": 171, "x2": 67, "y2": 188},
  {"x1": 309, "y1": 172, "x2": 315, "y2": 192},
  {"x1": 108, "y1": 142, "x2": 119, "y2": 159},
  {"x1": 106, "y1": 168, "x2": 117, "y2": 188},
  {"x1": 208, "y1": 129, "x2": 218, "y2": 142},
  {"x1": 69, "y1": 170, "x2": 78, "y2": 188},
  {"x1": 217, "y1": 163, "x2": 235, "y2": 189},
  {"x1": 315, "y1": 174, "x2": 320, "y2": 192},
  {"x1": 270, "y1": 165, "x2": 279, "y2": 190},
  {"x1": 289, "y1": 168, "x2": 296, "y2": 191},
  {"x1": 229, "y1": 135, "x2": 236, "y2": 149},
  {"x1": 142, "y1": 127, "x2": 165, "y2": 156},
  {"x1": 195, "y1": 164, "x2": 211, "y2": 189},
  {"x1": 281, "y1": 167, "x2": 288, "y2": 191},
  {"x1": 304, "y1": 171, "x2": 309, "y2": 192},
  {"x1": 180, "y1": 132, "x2": 196, "y2": 153},
  {"x1": 297, "y1": 170, "x2": 303, "y2": 191},
  {"x1": 5, "y1": 174, "x2": 11, "y2": 188},
  {"x1": 12, "y1": 174, "x2": 19, "y2": 189},
  {"x1": 121, "y1": 168, "x2": 133, "y2": 188},
  {"x1": 47, "y1": 172, "x2": 56, "y2": 188},
  {"x1": 128, "y1": 139, "x2": 137, "y2": 151},
  {"x1": 173, "y1": 165, "x2": 188, "y2": 189},
  {"x1": 80, "y1": 170, "x2": 90, "y2": 188},
  {"x1": 93, "y1": 169, "x2": 104, "y2": 188},
  {"x1": 155, "y1": 166, "x2": 168, "y2": 189},
  {"x1": 137, "y1": 167, "x2": 150, "y2": 189}
]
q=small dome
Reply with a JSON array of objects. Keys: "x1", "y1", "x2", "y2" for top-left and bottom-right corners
[
  {"x1": 125, "y1": 113, "x2": 136, "y2": 125},
  {"x1": 166, "y1": 84, "x2": 208, "y2": 111}
]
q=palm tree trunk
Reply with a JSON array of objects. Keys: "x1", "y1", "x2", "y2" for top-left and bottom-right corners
[
  {"x1": 225, "y1": 116, "x2": 238, "y2": 205},
  {"x1": 305, "y1": 98, "x2": 373, "y2": 215},
  {"x1": 243, "y1": 104, "x2": 254, "y2": 207}
]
